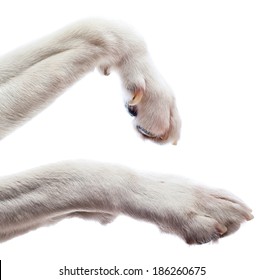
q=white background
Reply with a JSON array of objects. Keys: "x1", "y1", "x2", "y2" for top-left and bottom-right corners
[{"x1": 0, "y1": 0, "x2": 262, "y2": 279}]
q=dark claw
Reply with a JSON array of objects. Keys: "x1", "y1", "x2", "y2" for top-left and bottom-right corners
[{"x1": 126, "y1": 104, "x2": 138, "y2": 117}]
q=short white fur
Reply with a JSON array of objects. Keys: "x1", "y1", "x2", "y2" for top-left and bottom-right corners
[{"x1": 0, "y1": 19, "x2": 253, "y2": 244}]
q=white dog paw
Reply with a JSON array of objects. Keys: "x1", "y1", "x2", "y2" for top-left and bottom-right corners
[
  {"x1": 158, "y1": 186, "x2": 253, "y2": 244},
  {"x1": 118, "y1": 56, "x2": 181, "y2": 145}
]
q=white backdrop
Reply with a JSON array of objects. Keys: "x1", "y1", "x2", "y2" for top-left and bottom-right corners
[{"x1": 0, "y1": 1, "x2": 262, "y2": 279}]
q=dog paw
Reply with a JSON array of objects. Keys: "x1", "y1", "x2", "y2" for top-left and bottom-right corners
[
  {"x1": 118, "y1": 56, "x2": 181, "y2": 145},
  {"x1": 158, "y1": 185, "x2": 253, "y2": 244}
]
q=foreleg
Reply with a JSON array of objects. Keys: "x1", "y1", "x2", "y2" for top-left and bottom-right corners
[
  {"x1": 0, "y1": 160, "x2": 252, "y2": 244},
  {"x1": 0, "y1": 19, "x2": 181, "y2": 143}
]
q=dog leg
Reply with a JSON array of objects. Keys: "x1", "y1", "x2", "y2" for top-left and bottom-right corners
[
  {"x1": 0, "y1": 20, "x2": 252, "y2": 244},
  {"x1": 0, "y1": 160, "x2": 252, "y2": 243},
  {"x1": 0, "y1": 19, "x2": 180, "y2": 143}
]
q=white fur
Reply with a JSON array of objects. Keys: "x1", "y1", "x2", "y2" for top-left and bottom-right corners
[{"x1": 0, "y1": 19, "x2": 252, "y2": 244}]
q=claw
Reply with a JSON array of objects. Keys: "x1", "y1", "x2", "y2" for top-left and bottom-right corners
[
  {"x1": 216, "y1": 224, "x2": 228, "y2": 235},
  {"x1": 246, "y1": 212, "x2": 254, "y2": 221}
]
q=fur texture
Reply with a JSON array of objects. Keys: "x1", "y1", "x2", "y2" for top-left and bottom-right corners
[{"x1": 0, "y1": 19, "x2": 252, "y2": 244}]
